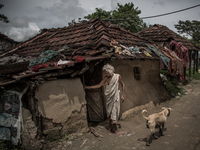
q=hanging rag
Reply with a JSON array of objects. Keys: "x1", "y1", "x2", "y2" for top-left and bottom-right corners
[
  {"x1": 143, "y1": 51, "x2": 152, "y2": 57},
  {"x1": 57, "y1": 59, "x2": 71, "y2": 65},
  {"x1": 110, "y1": 43, "x2": 123, "y2": 54},
  {"x1": 31, "y1": 64, "x2": 49, "y2": 72},
  {"x1": 129, "y1": 46, "x2": 140, "y2": 53},
  {"x1": 75, "y1": 56, "x2": 85, "y2": 62},
  {"x1": 141, "y1": 42, "x2": 170, "y2": 67},
  {"x1": 169, "y1": 41, "x2": 189, "y2": 67},
  {"x1": 120, "y1": 44, "x2": 135, "y2": 57},
  {"x1": 29, "y1": 50, "x2": 58, "y2": 66}
]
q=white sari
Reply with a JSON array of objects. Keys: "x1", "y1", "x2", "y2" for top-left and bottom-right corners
[{"x1": 105, "y1": 73, "x2": 120, "y2": 123}]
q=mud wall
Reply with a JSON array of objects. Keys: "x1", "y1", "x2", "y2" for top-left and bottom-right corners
[
  {"x1": 107, "y1": 59, "x2": 169, "y2": 116},
  {"x1": 33, "y1": 78, "x2": 88, "y2": 139}
]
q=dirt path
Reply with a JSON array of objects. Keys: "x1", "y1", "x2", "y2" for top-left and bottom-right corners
[{"x1": 44, "y1": 80, "x2": 200, "y2": 150}]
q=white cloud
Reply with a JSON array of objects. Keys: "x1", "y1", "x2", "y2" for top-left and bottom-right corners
[
  {"x1": 38, "y1": 0, "x2": 87, "y2": 27},
  {"x1": 111, "y1": 0, "x2": 119, "y2": 10},
  {"x1": 7, "y1": 22, "x2": 40, "y2": 42}
]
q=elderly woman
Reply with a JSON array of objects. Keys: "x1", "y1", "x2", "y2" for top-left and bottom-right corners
[{"x1": 85, "y1": 64, "x2": 125, "y2": 133}]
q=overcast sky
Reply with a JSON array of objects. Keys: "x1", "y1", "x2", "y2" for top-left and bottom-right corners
[{"x1": 0, "y1": 0, "x2": 199, "y2": 42}]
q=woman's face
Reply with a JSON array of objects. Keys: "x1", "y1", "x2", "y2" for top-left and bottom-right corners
[{"x1": 104, "y1": 71, "x2": 111, "y2": 77}]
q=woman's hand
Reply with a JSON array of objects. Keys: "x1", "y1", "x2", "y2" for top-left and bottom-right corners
[
  {"x1": 84, "y1": 86, "x2": 88, "y2": 89},
  {"x1": 121, "y1": 95, "x2": 124, "y2": 103}
]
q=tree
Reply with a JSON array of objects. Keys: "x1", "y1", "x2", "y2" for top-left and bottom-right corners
[
  {"x1": 175, "y1": 20, "x2": 200, "y2": 48},
  {"x1": 68, "y1": 18, "x2": 87, "y2": 26},
  {"x1": 0, "y1": 4, "x2": 9, "y2": 23},
  {"x1": 84, "y1": 8, "x2": 112, "y2": 20},
  {"x1": 68, "y1": 2, "x2": 148, "y2": 33},
  {"x1": 111, "y1": 3, "x2": 147, "y2": 33}
]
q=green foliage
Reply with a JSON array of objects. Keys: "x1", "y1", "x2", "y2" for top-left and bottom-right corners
[
  {"x1": 0, "y1": 4, "x2": 9, "y2": 23},
  {"x1": 185, "y1": 66, "x2": 200, "y2": 80},
  {"x1": 68, "y1": 2, "x2": 148, "y2": 32},
  {"x1": 161, "y1": 66, "x2": 200, "y2": 96},
  {"x1": 165, "y1": 79, "x2": 184, "y2": 96},
  {"x1": 59, "y1": 134, "x2": 69, "y2": 142},
  {"x1": 175, "y1": 20, "x2": 200, "y2": 48},
  {"x1": 84, "y1": 8, "x2": 112, "y2": 20},
  {"x1": 111, "y1": 3, "x2": 147, "y2": 33},
  {"x1": 160, "y1": 70, "x2": 184, "y2": 96}
]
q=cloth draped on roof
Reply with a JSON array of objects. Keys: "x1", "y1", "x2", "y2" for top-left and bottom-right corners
[
  {"x1": 129, "y1": 46, "x2": 140, "y2": 53},
  {"x1": 29, "y1": 50, "x2": 58, "y2": 67},
  {"x1": 169, "y1": 41, "x2": 189, "y2": 67},
  {"x1": 110, "y1": 38, "x2": 135, "y2": 57},
  {"x1": 141, "y1": 42, "x2": 170, "y2": 67},
  {"x1": 105, "y1": 73, "x2": 120, "y2": 123},
  {"x1": 161, "y1": 47, "x2": 184, "y2": 79}
]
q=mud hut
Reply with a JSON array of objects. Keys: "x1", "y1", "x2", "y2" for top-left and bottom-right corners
[
  {"x1": 137, "y1": 24, "x2": 199, "y2": 77},
  {"x1": 0, "y1": 18, "x2": 169, "y2": 148}
]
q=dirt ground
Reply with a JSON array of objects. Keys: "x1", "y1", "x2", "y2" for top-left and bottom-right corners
[{"x1": 42, "y1": 80, "x2": 200, "y2": 150}]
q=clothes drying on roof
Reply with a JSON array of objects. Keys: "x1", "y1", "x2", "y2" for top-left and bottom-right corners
[
  {"x1": 75, "y1": 56, "x2": 86, "y2": 62},
  {"x1": 141, "y1": 42, "x2": 170, "y2": 67},
  {"x1": 169, "y1": 41, "x2": 189, "y2": 67},
  {"x1": 143, "y1": 50, "x2": 152, "y2": 57},
  {"x1": 161, "y1": 47, "x2": 184, "y2": 79},
  {"x1": 31, "y1": 64, "x2": 49, "y2": 72},
  {"x1": 29, "y1": 50, "x2": 58, "y2": 66},
  {"x1": 140, "y1": 47, "x2": 152, "y2": 54},
  {"x1": 120, "y1": 44, "x2": 135, "y2": 57},
  {"x1": 110, "y1": 43, "x2": 123, "y2": 54},
  {"x1": 57, "y1": 59, "x2": 71, "y2": 65},
  {"x1": 129, "y1": 46, "x2": 140, "y2": 53}
]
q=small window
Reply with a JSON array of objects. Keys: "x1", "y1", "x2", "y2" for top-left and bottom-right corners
[{"x1": 133, "y1": 67, "x2": 141, "y2": 80}]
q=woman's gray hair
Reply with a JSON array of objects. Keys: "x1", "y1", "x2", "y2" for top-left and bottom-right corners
[{"x1": 102, "y1": 64, "x2": 115, "y2": 75}]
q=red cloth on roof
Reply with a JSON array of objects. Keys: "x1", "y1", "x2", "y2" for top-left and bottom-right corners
[
  {"x1": 75, "y1": 56, "x2": 85, "y2": 62},
  {"x1": 169, "y1": 41, "x2": 188, "y2": 81},
  {"x1": 31, "y1": 64, "x2": 49, "y2": 72},
  {"x1": 169, "y1": 41, "x2": 189, "y2": 67}
]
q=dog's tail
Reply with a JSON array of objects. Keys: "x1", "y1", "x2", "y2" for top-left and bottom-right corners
[{"x1": 142, "y1": 110, "x2": 149, "y2": 120}]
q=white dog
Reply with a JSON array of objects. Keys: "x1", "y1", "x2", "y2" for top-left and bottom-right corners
[{"x1": 142, "y1": 107, "x2": 173, "y2": 146}]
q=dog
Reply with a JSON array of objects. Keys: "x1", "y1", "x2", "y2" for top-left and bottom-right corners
[{"x1": 142, "y1": 107, "x2": 173, "y2": 146}]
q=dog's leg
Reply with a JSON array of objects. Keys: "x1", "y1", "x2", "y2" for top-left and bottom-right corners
[
  {"x1": 146, "y1": 132, "x2": 153, "y2": 146},
  {"x1": 146, "y1": 127, "x2": 154, "y2": 146},
  {"x1": 153, "y1": 133, "x2": 158, "y2": 139},
  {"x1": 159, "y1": 124, "x2": 164, "y2": 136}
]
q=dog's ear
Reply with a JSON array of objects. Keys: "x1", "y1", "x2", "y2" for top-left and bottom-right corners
[
  {"x1": 161, "y1": 107, "x2": 165, "y2": 110},
  {"x1": 168, "y1": 108, "x2": 173, "y2": 111},
  {"x1": 167, "y1": 109, "x2": 171, "y2": 117}
]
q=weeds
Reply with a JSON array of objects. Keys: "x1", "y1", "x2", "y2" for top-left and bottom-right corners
[
  {"x1": 160, "y1": 66, "x2": 200, "y2": 96},
  {"x1": 59, "y1": 134, "x2": 69, "y2": 142},
  {"x1": 160, "y1": 70, "x2": 184, "y2": 96}
]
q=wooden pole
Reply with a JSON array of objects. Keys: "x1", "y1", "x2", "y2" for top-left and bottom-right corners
[
  {"x1": 196, "y1": 50, "x2": 199, "y2": 73},
  {"x1": 189, "y1": 51, "x2": 192, "y2": 77},
  {"x1": 193, "y1": 51, "x2": 195, "y2": 75},
  {"x1": 184, "y1": 67, "x2": 186, "y2": 80}
]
